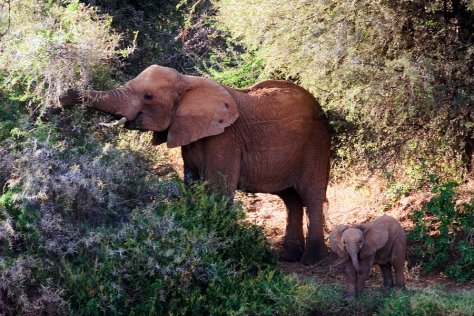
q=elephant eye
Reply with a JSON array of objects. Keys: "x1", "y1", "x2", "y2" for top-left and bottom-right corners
[{"x1": 144, "y1": 92, "x2": 153, "y2": 100}]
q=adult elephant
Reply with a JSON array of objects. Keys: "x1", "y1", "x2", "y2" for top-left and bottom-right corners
[{"x1": 60, "y1": 65, "x2": 331, "y2": 265}]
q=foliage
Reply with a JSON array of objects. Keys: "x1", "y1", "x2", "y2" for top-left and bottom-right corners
[
  {"x1": 310, "y1": 287, "x2": 474, "y2": 315},
  {"x1": 81, "y1": 0, "x2": 184, "y2": 76},
  {"x1": 202, "y1": 48, "x2": 265, "y2": 88},
  {"x1": 5, "y1": 175, "x2": 472, "y2": 314},
  {"x1": 408, "y1": 177, "x2": 474, "y2": 282},
  {"x1": 59, "y1": 182, "x2": 321, "y2": 315},
  {"x1": 0, "y1": 96, "x2": 22, "y2": 143},
  {"x1": 215, "y1": 0, "x2": 474, "y2": 185},
  {"x1": 0, "y1": 0, "x2": 152, "y2": 313},
  {"x1": 0, "y1": 0, "x2": 123, "y2": 109},
  {"x1": 82, "y1": 0, "x2": 229, "y2": 77}
]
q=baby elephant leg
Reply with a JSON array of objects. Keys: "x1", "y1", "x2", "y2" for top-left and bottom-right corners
[
  {"x1": 380, "y1": 264, "x2": 394, "y2": 292},
  {"x1": 356, "y1": 258, "x2": 373, "y2": 295},
  {"x1": 392, "y1": 241, "x2": 406, "y2": 288},
  {"x1": 393, "y1": 263, "x2": 405, "y2": 288},
  {"x1": 344, "y1": 261, "x2": 357, "y2": 300}
]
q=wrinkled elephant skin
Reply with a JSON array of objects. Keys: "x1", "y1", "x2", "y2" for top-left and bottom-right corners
[{"x1": 60, "y1": 65, "x2": 331, "y2": 265}]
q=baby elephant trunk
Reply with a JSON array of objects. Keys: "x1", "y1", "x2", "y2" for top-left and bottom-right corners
[{"x1": 347, "y1": 245, "x2": 362, "y2": 274}]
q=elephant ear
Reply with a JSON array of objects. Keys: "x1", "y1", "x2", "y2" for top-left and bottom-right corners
[
  {"x1": 167, "y1": 77, "x2": 239, "y2": 148},
  {"x1": 359, "y1": 224, "x2": 389, "y2": 259},
  {"x1": 329, "y1": 225, "x2": 349, "y2": 259}
]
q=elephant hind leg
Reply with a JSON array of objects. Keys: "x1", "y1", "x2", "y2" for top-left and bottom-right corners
[
  {"x1": 392, "y1": 239, "x2": 406, "y2": 288},
  {"x1": 393, "y1": 265, "x2": 405, "y2": 288},
  {"x1": 393, "y1": 261, "x2": 406, "y2": 288},
  {"x1": 299, "y1": 187, "x2": 328, "y2": 265},
  {"x1": 277, "y1": 188, "x2": 305, "y2": 262},
  {"x1": 380, "y1": 264, "x2": 394, "y2": 291}
]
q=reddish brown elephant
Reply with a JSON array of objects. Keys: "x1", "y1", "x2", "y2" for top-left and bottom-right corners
[
  {"x1": 60, "y1": 65, "x2": 331, "y2": 265},
  {"x1": 329, "y1": 215, "x2": 406, "y2": 300}
]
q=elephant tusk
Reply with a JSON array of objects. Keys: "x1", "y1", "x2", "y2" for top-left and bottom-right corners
[{"x1": 98, "y1": 117, "x2": 128, "y2": 127}]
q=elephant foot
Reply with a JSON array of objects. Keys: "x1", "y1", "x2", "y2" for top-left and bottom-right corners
[
  {"x1": 279, "y1": 240, "x2": 304, "y2": 262},
  {"x1": 300, "y1": 242, "x2": 328, "y2": 265}
]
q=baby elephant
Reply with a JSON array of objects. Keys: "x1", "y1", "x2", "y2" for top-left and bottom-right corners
[{"x1": 329, "y1": 215, "x2": 406, "y2": 300}]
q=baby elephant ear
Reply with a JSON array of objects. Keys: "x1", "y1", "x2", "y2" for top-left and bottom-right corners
[
  {"x1": 359, "y1": 224, "x2": 389, "y2": 258},
  {"x1": 167, "y1": 77, "x2": 239, "y2": 148},
  {"x1": 329, "y1": 225, "x2": 349, "y2": 259}
]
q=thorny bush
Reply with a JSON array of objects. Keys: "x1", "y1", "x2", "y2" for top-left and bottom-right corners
[{"x1": 408, "y1": 177, "x2": 474, "y2": 282}]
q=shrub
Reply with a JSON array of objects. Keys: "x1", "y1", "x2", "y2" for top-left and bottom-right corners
[
  {"x1": 408, "y1": 177, "x2": 474, "y2": 282},
  {"x1": 0, "y1": 0, "x2": 123, "y2": 109},
  {"x1": 0, "y1": 1, "x2": 150, "y2": 313},
  {"x1": 215, "y1": 0, "x2": 474, "y2": 183},
  {"x1": 82, "y1": 0, "x2": 186, "y2": 75},
  {"x1": 202, "y1": 48, "x2": 265, "y2": 88},
  {"x1": 60, "y1": 181, "x2": 321, "y2": 315}
]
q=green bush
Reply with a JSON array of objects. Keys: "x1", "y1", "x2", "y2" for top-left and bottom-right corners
[
  {"x1": 0, "y1": 96, "x2": 22, "y2": 143},
  {"x1": 60, "y1": 181, "x2": 320, "y2": 315},
  {"x1": 203, "y1": 48, "x2": 265, "y2": 88},
  {"x1": 0, "y1": 1, "x2": 156, "y2": 312},
  {"x1": 82, "y1": 0, "x2": 187, "y2": 75},
  {"x1": 0, "y1": 190, "x2": 41, "y2": 252},
  {"x1": 408, "y1": 177, "x2": 474, "y2": 282}
]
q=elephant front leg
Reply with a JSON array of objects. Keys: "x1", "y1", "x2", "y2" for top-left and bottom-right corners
[
  {"x1": 356, "y1": 257, "x2": 374, "y2": 295},
  {"x1": 183, "y1": 164, "x2": 200, "y2": 184},
  {"x1": 203, "y1": 148, "x2": 241, "y2": 199},
  {"x1": 299, "y1": 190, "x2": 328, "y2": 265},
  {"x1": 344, "y1": 261, "x2": 357, "y2": 301},
  {"x1": 278, "y1": 189, "x2": 305, "y2": 262}
]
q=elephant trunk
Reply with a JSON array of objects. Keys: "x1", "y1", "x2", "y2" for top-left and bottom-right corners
[
  {"x1": 347, "y1": 245, "x2": 361, "y2": 274},
  {"x1": 82, "y1": 88, "x2": 128, "y2": 116},
  {"x1": 59, "y1": 87, "x2": 129, "y2": 116}
]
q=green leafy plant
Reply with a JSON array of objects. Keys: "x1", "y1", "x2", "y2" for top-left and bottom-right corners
[
  {"x1": 408, "y1": 177, "x2": 474, "y2": 282},
  {"x1": 0, "y1": 191, "x2": 42, "y2": 253},
  {"x1": 60, "y1": 181, "x2": 320, "y2": 315},
  {"x1": 203, "y1": 48, "x2": 265, "y2": 88}
]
